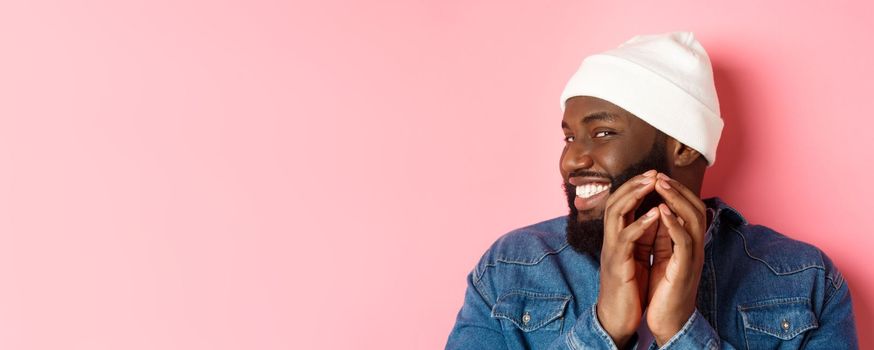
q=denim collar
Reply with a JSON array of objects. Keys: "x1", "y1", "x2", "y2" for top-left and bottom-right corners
[{"x1": 702, "y1": 197, "x2": 747, "y2": 247}]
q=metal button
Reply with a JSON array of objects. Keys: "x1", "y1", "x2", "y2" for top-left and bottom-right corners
[
  {"x1": 522, "y1": 312, "x2": 531, "y2": 325},
  {"x1": 781, "y1": 319, "x2": 791, "y2": 330}
]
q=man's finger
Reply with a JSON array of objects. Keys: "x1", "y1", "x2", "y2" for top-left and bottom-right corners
[
  {"x1": 657, "y1": 204, "x2": 695, "y2": 265},
  {"x1": 605, "y1": 169, "x2": 657, "y2": 209},
  {"x1": 651, "y1": 215, "x2": 673, "y2": 261},
  {"x1": 657, "y1": 173, "x2": 705, "y2": 214},
  {"x1": 604, "y1": 175, "x2": 658, "y2": 238},
  {"x1": 617, "y1": 206, "x2": 661, "y2": 256},
  {"x1": 654, "y1": 175, "x2": 704, "y2": 241}
]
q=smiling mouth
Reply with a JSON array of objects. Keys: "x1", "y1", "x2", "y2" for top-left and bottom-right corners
[
  {"x1": 575, "y1": 183, "x2": 611, "y2": 198},
  {"x1": 572, "y1": 182, "x2": 612, "y2": 212}
]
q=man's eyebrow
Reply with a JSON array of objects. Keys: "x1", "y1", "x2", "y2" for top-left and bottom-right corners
[
  {"x1": 561, "y1": 111, "x2": 620, "y2": 128},
  {"x1": 583, "y1": 111, "x2": 619, "y2": 124}
]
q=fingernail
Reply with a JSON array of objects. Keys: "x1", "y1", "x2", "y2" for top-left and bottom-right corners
[
  {"x1": 644, "y1": 170, "x2": 657, "y2": 176},
  {"x1": 659, "y1": 204, "x2": 672, "y2": 216},
  {"x1": 657, "y1": 173, "x2": 670, "y2": 181},
  {"x1": 659, "y1": 179, "x2": 671, "y2": 189},
  {"x1": 640, "y1": 176, "x2": 655, "y2": 185},
  {"x1": 646, "y1": 207, "x2": 658, "y2": 218}
]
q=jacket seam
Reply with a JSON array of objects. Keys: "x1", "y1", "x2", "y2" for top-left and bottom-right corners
[
  {"x1": 473, "y1": 274, "x2": 495, "y2": 309},
  {"x1": 565, "y1": 328, "x2": 579, "y2": 349},
  {"x1": 494, "y1": 241, "x2": 571, "y2": 266},
  {"x1": 490, "y1": 290, "x2": 572, "y2": 331},
  {"x1": 474, "y1": 241, "x2": 570, "y2": 283},
  {"x1": 736, "y1": 296, "x2": 810, "y2": 309},
  {"x1": 659, "y1": 310, "x2": 699, "y2": 349},
  {"x1": 737, "y1": 298, "x2": 818, "y2": 339},
  {"x1": 823, "y1": 273, "x2": 846, "y2": 306},
  {"x1": 732, "y1": 226, "x2": 825, "y2": 275}
]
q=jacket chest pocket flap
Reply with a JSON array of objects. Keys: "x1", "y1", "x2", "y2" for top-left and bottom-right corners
[
  {"x1": 491, "y1": 291, "x2": 571, "y2": 332},
  {"x1": 739, "y1": 297, "x2": 818, "y2": 341}
]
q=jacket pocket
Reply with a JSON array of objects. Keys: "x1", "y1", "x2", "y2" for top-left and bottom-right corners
[
  {"x1": 491, "y1": 290, "x2": 571, "y2": 332},
  {"x1": 738, "y1": 297, "x2": 819, "y2": 349}
]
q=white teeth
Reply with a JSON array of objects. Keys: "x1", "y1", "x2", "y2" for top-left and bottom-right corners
[{"x1": 576, "y1": 184, "x2": 610, "y2": 199}]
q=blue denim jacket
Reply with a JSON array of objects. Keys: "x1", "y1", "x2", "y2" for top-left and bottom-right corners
[{"x1": 446, "y1": 198, "x2": 858, "y2": 349}]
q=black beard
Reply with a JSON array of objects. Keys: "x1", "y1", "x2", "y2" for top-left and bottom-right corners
[{"x1": 564, "y1": 134, "x2": 670, "y2": 257}]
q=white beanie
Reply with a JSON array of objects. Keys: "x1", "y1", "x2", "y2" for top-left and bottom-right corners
[{"x1": 560, "y1": 31, "x2": 723, "y2": 166}]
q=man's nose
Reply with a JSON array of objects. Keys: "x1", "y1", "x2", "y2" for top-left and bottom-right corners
[{"x1": 562, "y1": 142, "x2": 594, "y2": 173}]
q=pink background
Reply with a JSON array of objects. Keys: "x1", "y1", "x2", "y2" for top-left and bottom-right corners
[{"x1": 0, "y1": 0, "x2": 872, "y2": 348}]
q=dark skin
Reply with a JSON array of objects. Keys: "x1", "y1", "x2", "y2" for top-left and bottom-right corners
[{"x1": 561, "y1": 96, "x2": 709, "y2": 347}]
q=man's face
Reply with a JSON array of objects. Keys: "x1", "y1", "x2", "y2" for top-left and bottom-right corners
[{"x1": 560, "y1": 96, "x2": 671, "y2": 255}]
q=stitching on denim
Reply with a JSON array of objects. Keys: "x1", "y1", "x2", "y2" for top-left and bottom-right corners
[
  {"x1": 491, "y1": 312, "x2": 564, "y2": 332},
  {"x1": 741, "y1": 318, "x2": 818, "y2": 339},
  {"x1": 732, "y1": 227, "x2": 825, "y2": 275},
  {"x1": 824, "y1": 272, "x2": 839, "y2": 290},
  {"x1": 823, "y1": 276, "x2": 836, "y2": 306},
  {"x1": 705, "y1": 199, "x2": 748, "y2": 227},
  {"x1": 822, "y1": 260, "x2": 844, "y2": 304},
  {"x1": 742, "y1": 322, "x2": 817, "y2": 339},
  {"x1": 589, "y1": 304, "x2": 619, "y2": 350},
  {"x1": 705, "y1": 207, "x2": 720, "y2": 246},
  {"x1": 496, "y1": 290, "x2": 573, "y2": 300},
  {"x1": 834, "y1": 268, "x2": 845, "y2": 289},
  {"x1": 659, "y1": 310, "x2": 698, "y2": 349},
  {"x1": 823, "y1": 274, "x2": 846, "y2": 306},
  {"x1": 490, "y1": 291, "x2": 571, "y2": 332},
  {"x1": 565, "y1": 328, "x2": 579, "y2": 350},
  {"x1": 474, "y1": 241, "x2": 570, "y2": 283},
  {"x1": 705, "y1": 338, "x2": 718, "y2": 350},
  {"x1": 473, "y1": 265, "x2": 486, "y2": 283},
  {"x1": 824, "y1": 264, "x2": 845, "y2": 304},
  {"x1": 494, "y1": 241, "x2": 570, "y2": 266},
  {"x1": 737, "y1": 297, "x2": 811, "y2": 310},
  {"x1": 473, "y1": 276, "x2": 495, "y2": 309},
  {"x1": 737, "y1": 297, "x2": 819, "y2": 339}
]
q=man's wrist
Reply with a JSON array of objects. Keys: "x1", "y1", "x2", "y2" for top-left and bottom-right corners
[
  {"x1": 654, "y1": 308, "x2": 718, "y2": 349},
  {"x1": 595, "y1": 303, "x2": 635, "y2": 348},
  {"x1": 652, "y1": 322, "x2": 682, "y2": 346},
  {"x1": 651, "y1": 308, "x2": 695, "y2": 346}
]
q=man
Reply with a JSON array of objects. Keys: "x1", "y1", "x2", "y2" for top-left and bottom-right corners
[{"x1": 445, "y1": 32, "x2": 858, "y2": 349}]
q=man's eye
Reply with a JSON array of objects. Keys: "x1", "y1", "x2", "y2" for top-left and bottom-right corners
[
  {"x1": 593, "y1": 131, "x2": 615, "y2": 138},
  {"x1": 563, "y1": 136, "x2": 575, "y2": 143}
]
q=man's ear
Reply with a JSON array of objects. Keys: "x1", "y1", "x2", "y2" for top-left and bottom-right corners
[{"x1": 668, "y1": 138, "x2": 703, "y2": 167}]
